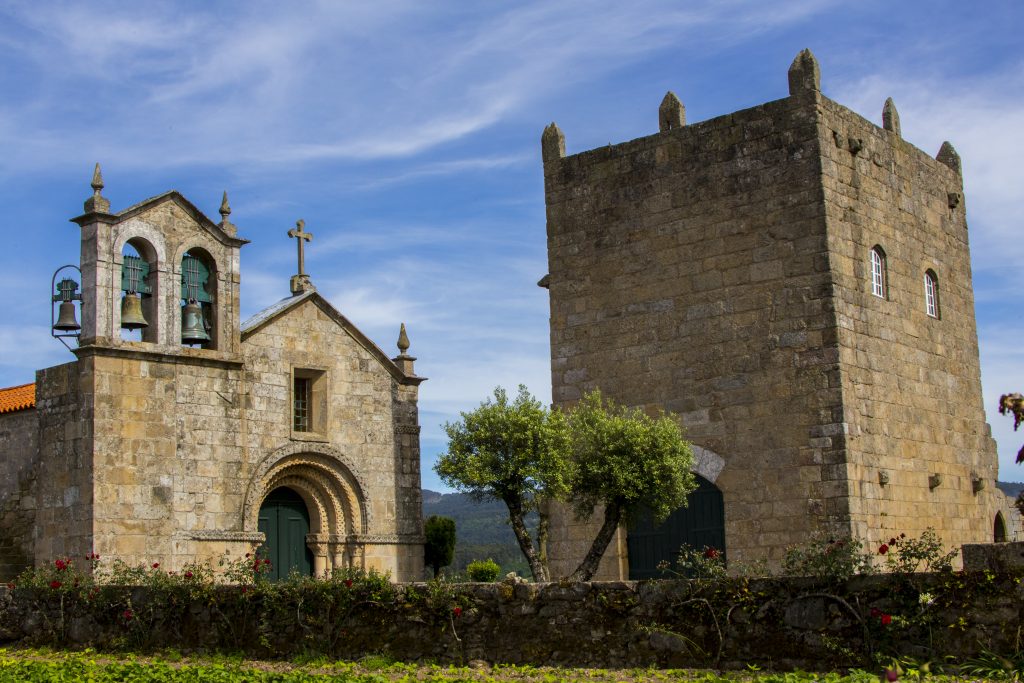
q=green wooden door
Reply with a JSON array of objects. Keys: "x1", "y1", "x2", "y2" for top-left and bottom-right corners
[
  {"x1": 258, "y1": 487, "x2": 314, "y2": 580},
  {"x1": 626, "y1": 475, "x2": 725, "y2": 579}
]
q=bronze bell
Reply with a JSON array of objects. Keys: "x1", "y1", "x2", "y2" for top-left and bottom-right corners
[
  {"x1": 120, "y1": 293, "x2": 148, "y2": 330},
  {"x1": 54, "y1": 301, "x2": 80, "y2": 332},
  {"x1": 181, "y1": 301, "x2": 210, "y2": 344}
]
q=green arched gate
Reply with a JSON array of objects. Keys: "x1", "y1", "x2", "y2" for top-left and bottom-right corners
[
  {"x1": 257, "y1": 487, "x2": 314, "y2": 580},
  {"x1": 626, "y1": 475, "x2": 725, "y2": 579}
]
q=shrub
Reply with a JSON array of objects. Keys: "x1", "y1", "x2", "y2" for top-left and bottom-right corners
[
  {"x1": 465, "y1": 558, "x2": 501, "y2": 582},
  {"x1": 782, "y1": 535, "x2": 875, "y2": 582},
  {"x1": 658, "y1": 544, "x2": 727, "y2": 580}
]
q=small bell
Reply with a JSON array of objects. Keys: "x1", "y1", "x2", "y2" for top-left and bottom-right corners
[
  {"x1": 54, "y1": 301, "x2": 80, "y2": 332},
  {"x1": 181, "y1": 301, "x2": 210, "y2": 344},
  {"x1": 120, "y1": 293, "x2": 148, "y2": 330}
]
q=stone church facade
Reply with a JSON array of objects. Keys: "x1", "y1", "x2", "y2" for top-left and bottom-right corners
[
  {"x1": 541, "y1": 50, "x2": 1017, "y2": 579},
  {"x1": 0, "y1": 174, "x2": 425, "y2": 581}
]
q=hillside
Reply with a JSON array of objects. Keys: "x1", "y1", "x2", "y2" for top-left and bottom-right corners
[{"x1": 422, "y1": 490, "x2": 536, "y2": 578}]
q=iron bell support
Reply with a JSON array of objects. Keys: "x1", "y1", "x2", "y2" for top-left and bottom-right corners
[{"x1": 50, "y1": 265, "x2": 83, "y2": 351}]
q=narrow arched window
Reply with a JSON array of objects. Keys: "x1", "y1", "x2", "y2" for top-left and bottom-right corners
[
  {"x1": 870, "y1": 246, "x2": 887, "y2": 298},
  {"x1": 925, "y1": 270, "x2": 937, "y2": 317},
  {"x1": 924, "y1": 270, "x2": 939, "y2": 318}
]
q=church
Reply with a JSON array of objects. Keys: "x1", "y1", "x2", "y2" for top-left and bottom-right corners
[{"x1": 0, "y1": 168, "x2": 425, "y2": 581}]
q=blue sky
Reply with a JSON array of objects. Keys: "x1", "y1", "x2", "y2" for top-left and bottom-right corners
[{"x1": 1, "y1": 1, "x2": 1022, "y2": 489}]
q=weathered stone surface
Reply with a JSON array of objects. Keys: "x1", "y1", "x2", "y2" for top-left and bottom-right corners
[
  {"x1": 0, "y1": 573, "x2": 1020, "y2": 670},
  {"x1": 1, "y1": 189, "x2": 425, "y2": 581},
  {"x1": 541, "y1": 55, "x2": 1016, "y2": 579}
]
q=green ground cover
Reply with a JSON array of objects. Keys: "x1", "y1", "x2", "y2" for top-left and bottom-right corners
[{"x1": 0, "y1": 650, "x2": 1015, "y2": 683}]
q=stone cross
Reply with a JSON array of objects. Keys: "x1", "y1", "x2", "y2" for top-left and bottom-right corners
[
  {"x1": 287, "y1": 219, "x2": 316, "y2": 295},
  {"x1": 288, "y1": 219, "x2": 313, "y2": 276}
]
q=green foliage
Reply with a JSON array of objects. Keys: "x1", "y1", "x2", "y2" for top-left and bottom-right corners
[
  {"x1": 423, "y1": 515, "x2": 457, "y2": 578},
  {"x1": 435, "y1": 385, "x2": 571, "y2": 505},
  {"x1": 658, "y1": 544, "x2": 727, "y2": 581},
  {"x1": 465, "y1": 558, "x2": 501, "y2": 582},
  {"x1": 877, "y1": 529, "x2": 958, "y2": 573},
  {"x1": 566, "y1": 390, "x2": 695, "y2": 526},
  {"x1": 422, "y1": 490, "x2": 536, "y2": 576},
  {"x1": 435, "y1": 385, "x2": 571, "y2": 581},
  {"x1": 781, "y1": 536, "x2": 875, "y2": 582}
]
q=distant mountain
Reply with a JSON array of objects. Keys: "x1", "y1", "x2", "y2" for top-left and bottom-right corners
[
  {"x1": 997, "y1": 481, "x2": 1024, "y2": 499},
  {"x1": 422, "y1": 489, "x2": 536, "y2": 578}
]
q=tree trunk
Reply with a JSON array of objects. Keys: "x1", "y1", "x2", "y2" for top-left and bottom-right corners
[
  {"x1": 568, "y1": 503, "x2": 622, "y2": 582},
  {"x1": 504, "y1": 495, "x2": 548, "y2": 582},
  {"x1": 537, "y1": 504, "x2": 550, "y2": 576}
]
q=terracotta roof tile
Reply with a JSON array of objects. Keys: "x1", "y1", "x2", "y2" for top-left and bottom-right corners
[{"x1": 0, "y1": 383, "x2": 35, "y2": 414}]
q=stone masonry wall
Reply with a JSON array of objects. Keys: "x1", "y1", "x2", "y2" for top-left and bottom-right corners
[
  {"x1": 31, "y1": 361, "x2": 91, "y2": 566},
  {"x1": 242, "y1": 298, "x2": 424, "y2": 580},
  {"x1": 818, "y1": 96, "x2": 1012, "y2": 550},
  {"x1": 0, "y1": 408, "x2": 38, "y2": 578},
  {"x1": 0, "y1": 571, "x2": 1020, "y2": 670},
  {"x1": 543, "y1": 92, "x2": 844, "y2": 574}
]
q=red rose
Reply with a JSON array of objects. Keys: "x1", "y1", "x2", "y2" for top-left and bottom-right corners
[
  {"x1": 54, "y1": 559, "x2": 67, "y2": 571},
  {"x1": 241, "y1": 586, "x2": 248, "y2": 594},
  {"x1": 344, "y1": 579, "x2": 353, "y2": 588},
  {"x1": 870, "y1": 608, "x2": 881, "y2": 617},
  {"x1": 885, "y1": 668, "x2": 898, "y2": 681},
  {"x1": 453, "y1": 607, "x2": 463, "y2": 617},
  {"x1": 49, "y1": 580, "x2": 61, "y2": 589},
  {"x1": 123, "y1": 609, "x2": 133, "y2": 621},
  {"x1": 878, "y1": 544, "x2": 889, "y2": 555},
  {"x1": 5, "y1": 583, "x2": 13, "y2": 590},
  {"x1": 152, "y1": 562, "x2": 159, "y2": 569},
  {"x1": 880, "y1": 613, "x2": 892, "y2": 626},
  {"x1": 704, "y1": 547, "x2": 720, "y2": 559}
]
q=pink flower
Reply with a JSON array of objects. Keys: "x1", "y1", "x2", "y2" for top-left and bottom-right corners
[
  {"x1": 878, "y1": 544, "x2": 889, "y2": 555},
  {"x1": 49, "y1": 580, "x2": 61, "y2": 589},
  {"x1": 453, "y1": 607, "x2": 463, "y2": 618}
]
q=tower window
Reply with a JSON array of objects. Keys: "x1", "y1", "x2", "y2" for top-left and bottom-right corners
[
  {"x1": 924, "y1": 270, "x2": 939, "y2": 318},
  {"x1": 870, "y1": 246, "x2": 887, "y2": 299}
]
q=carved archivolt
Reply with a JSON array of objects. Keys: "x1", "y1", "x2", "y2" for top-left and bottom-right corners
[{"x1": 242, "y1": 443, "x2": 370, "y2": 537}]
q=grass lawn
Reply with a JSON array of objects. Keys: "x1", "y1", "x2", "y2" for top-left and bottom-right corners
[{"x1": 0, "y1": 649, "x2": 1015, "y2": 683}]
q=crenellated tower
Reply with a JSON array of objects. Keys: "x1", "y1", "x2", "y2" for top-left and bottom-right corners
[{"x1": 541, "y1": 49, "x2": 1015, "y2": 579}]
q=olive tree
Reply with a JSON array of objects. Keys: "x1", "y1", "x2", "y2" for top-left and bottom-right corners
[
  {"x1": 566, "y1": 390, "x2": 696, "y2": 581},
  {"x1": 434, "y1": 386, "x2": 570, "y2": 582}
]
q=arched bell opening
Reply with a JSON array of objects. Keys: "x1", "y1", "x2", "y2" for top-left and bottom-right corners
[
  {"x1": 119, "y1": 238, "x2": 158, "y2": 343},
  {"x1": 257, "y1": 486, "x2": 315, "y2": 580},
  {"x1": 626, "y1": 474, "x2": 726, "y2": 579},
  {"x1": 180, "y1": 248, "x2": 217, "y2": 350},
  {"x1": 995, "y1": 511, "x2": 1008, "y2": 543}
]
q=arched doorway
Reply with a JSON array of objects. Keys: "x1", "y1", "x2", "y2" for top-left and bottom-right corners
[
  {"x1": 627, "y1": 474, "x2": 725, "y2": 579},
  {"x1": 258, "y1": 487, "x2": 314, "y2": 580},
  {"x1": 995, "y1": 512, "x2": 1008, "y2": 543}
]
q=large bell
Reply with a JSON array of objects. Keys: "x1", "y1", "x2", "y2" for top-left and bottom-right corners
[
  {"x1": 120, "y1": 293, "x2": 148, "y2": 330},
  {"x1": 54, "y1": 301, "x2": 80, "y2": 332},
  {"x1": 181, "y1": 301, "x2": 210, "y2": 344}
]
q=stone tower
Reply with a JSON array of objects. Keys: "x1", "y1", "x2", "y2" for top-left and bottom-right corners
[{"x1": 541, "y1": 50, "x2": 1015, "y2": 578}]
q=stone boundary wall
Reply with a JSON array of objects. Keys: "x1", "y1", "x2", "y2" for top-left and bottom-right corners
[{"x1": 0, "y1": 572, "x2": 1019, "y2": 670}]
